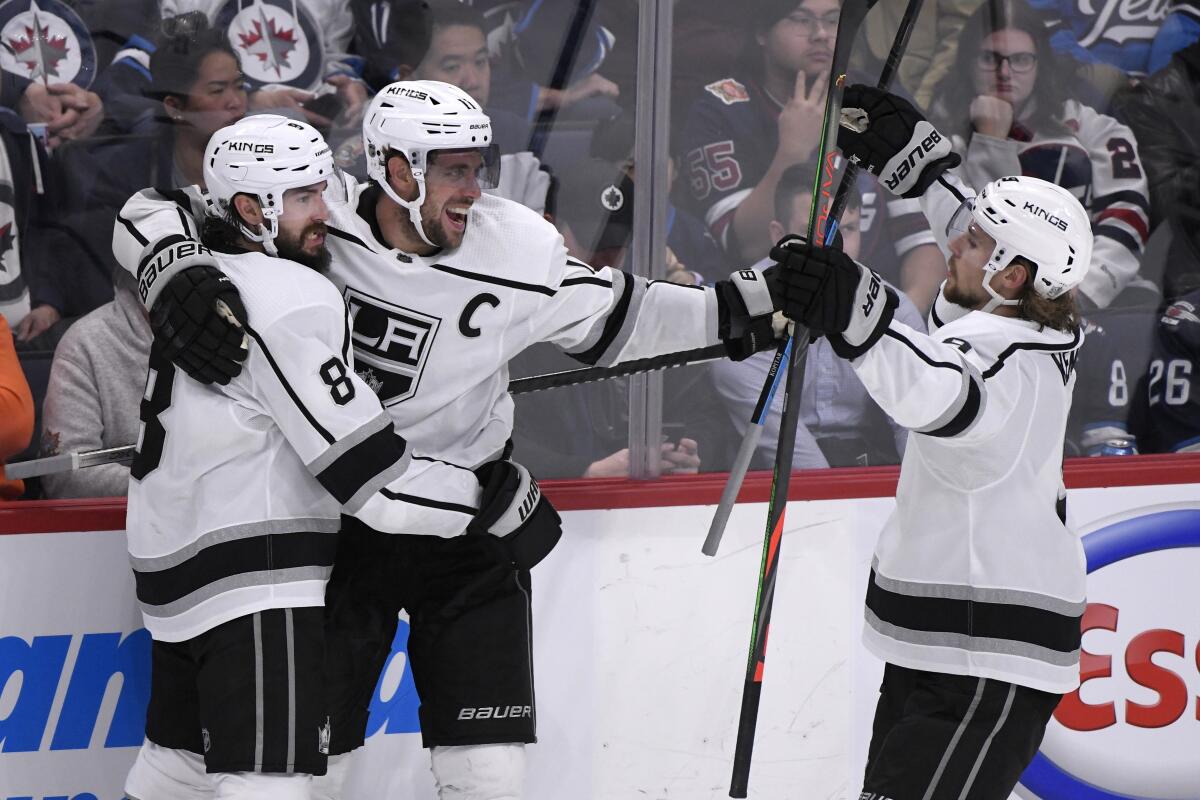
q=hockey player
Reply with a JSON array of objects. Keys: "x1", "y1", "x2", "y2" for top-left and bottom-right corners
[
  {"x1": 111, "y1": 80, "x2": 784, "y2": 798},
  {"x1": 769, "y1": 84, "x2": 1091, "y2": 799},
  {"x1": 122, "y1": 114, "x2": 558, "y2": 800}
]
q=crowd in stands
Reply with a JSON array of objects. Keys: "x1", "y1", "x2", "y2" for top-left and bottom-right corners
[{"x1": 1, "y1": 0, "x2": 1198, "y2": 501}]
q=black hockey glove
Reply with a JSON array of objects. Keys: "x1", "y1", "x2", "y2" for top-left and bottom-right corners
[
  {"x1": 470, "y1": 460, "x2": 562, "y2": 570},
  {"x1": 151, "y1": 265, "x2": 249, "y2": 385},
  {"x1": 714, "y1": 266, "x2": 788, "y2": 361},
  {"x1": 770, "y1": 235, "x2": 899, "y2": 360},
  {"x1": 838, "y1": 84, "x2": 961, "y2": 199}
]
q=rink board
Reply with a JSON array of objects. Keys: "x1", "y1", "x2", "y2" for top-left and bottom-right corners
[{"x1": 0, "y1": 458, "x2": 1198, "y2": 800}]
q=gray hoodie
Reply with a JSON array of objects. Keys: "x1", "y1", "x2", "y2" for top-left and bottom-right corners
[{"x1": 41, "y1": 273, "x2": 151, "y2": 498}]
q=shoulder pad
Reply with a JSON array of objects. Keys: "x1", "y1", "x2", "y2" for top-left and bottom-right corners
[{"x1": 704, "y1": 78, "x2": 750, "y2": 106}]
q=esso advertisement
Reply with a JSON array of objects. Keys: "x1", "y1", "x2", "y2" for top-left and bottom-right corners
[{"x1": 1020, "y1": 507, "x2": 1200, "y2": 800}]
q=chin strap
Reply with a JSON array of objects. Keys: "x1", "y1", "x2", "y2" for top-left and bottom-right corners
[
  {"x1": 379, "y1": 176, "x2": 438, "y2": 248},
  {"x1": 981, "y1": 270, "x2": 1020, "y2": 313},
  {"x1": 238, "y1": 215, "x2": 280, "y2": 256}
]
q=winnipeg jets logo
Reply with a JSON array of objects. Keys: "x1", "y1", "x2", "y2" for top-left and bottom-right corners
[
  {"x1": 0, "y1": 0, "x2": 94, "y2": 86},
  {"x1": 238, "y1": 6, "x2": 298, "y2": 78},
  {"x1": 222, "y1": 0, "x2": 316, "y2": 87},
  {"x1": 345, "y1": 287, "x2": 440, "y2": 406},
  {"x1": 599, "y1": 184, "x2": 624, "y2": 212}
]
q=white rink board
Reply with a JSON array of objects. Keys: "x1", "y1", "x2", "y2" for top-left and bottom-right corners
[{"x1": 1, "y1": 484, "x2": 1198, "y2": 800}]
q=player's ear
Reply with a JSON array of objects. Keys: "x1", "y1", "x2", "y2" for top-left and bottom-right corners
[
  {"x1": 394, "y1": 63, "x2": 415, "y2": 81},
  {"x1": 386, "y1": 152, "x2": 419, "y2": 199},
  {"x1": 768, "y1": 219, "x2": 786, "y2": 243},
  {"x1": 233, "y1": 194, "x2": 264, "y2": 227}
]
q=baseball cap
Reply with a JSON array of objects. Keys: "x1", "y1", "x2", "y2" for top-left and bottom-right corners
[{"x1": 553, "y1": 159, "x2": 634, "y2": 254}]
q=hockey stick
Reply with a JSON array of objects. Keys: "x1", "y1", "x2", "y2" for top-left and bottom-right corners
[
  {"x1": 5, "y1": 346, "x2": 732, "y2": 480},
  {"x1": 703, "y1": 0, "x2": 926, "y2": 561},
  {"x1": 725, "y1": 0, "x2": 925, "y2": 791}
]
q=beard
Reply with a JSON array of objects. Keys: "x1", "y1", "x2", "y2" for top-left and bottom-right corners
[{"x1": 276, "y1": 222, "x2": 332, "y2": 273}]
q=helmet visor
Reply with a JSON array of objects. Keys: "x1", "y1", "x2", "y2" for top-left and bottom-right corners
[
  {"x1": 424, "y1": 144, "x2": 502, "y2": 191},
  {"x1": 946, "y1": 197, "x2": 975, "y2": 241}
]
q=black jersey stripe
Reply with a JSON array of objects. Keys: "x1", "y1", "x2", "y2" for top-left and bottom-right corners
[
  {"x1": 1091, "y1": 189, "x2": 1150, "y2": 214},
  {"x1": 570, "y1": 270, "x2": 636, "y2": 365},
  {"x1": 245, "y1": 325, "x2": 335, "y2": 444},
  {"x1": 921, "y1": 372, "x2": 983, "y2": 438},
  {"x1": 1094, "y1": 223, "x2": 1142, "y2": 256},
  {"x1": 930, "y1": 299, "x2": 947, "y2": 329},
  {"x1": 936, "y1": 175, "x2": 968, "y2": 204},
  {"x1": 380, "y1": 487, "x2": 476, "y2": 516},
  {"x1": 327, "y1": 226, "x2": 376, "y2": 252},
  {"x1": 118, "y1": 212, "x2": 150, "y2": 247},
  {"x1": 412, "y1": 454, "x2": 475, "y2": 472},
  {"x1": 430, "y1": 262, "x2": 557, "y2": 296},
  {"x1": 315, "y1": 425, "x2": 409, "y2": 506},
  {"x1": 865, "y1": 570, "x2": 1082, "y2": 656},
  {"x1": 884, "y1": 328, "x2": 965, "y2": 372},
  {"x1": 561, "y1": 275, "x2": 612, "y2": 288},
  {"x1": 134, "y1": 530, "x2": 338, "y2": 606},
  {"x1": 980, "y1": 327, "x2": 1081, "y2": 379}
]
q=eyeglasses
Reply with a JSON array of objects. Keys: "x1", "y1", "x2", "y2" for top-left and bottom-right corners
[
  {"x1": 783, "y1": 11, "x2": 840, "y2": 38},
  {"x1": 976, "y1": 50, "x2": 1037, "y2": 73}
]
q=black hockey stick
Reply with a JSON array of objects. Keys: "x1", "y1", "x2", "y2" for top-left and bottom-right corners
[
  {"x1": 6, "y1": 349, "x2": 731, "y2": 480},
  {"x1": 702, "y1": 0, "x2": 929, "y2": 559},
  {"x1": 725, "y1": 0, "x2": 912, "y2": 792}
]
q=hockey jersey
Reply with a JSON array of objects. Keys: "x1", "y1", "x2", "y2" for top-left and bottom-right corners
[
  {"x1": 113, "y1": 177, "x2": 723, "y2": 470},
  {"x1": 849, "y1": 174, "x2": 1087, "y2": 694},
  {"x1": 157, "y1": 0, "x2": 358, "y2": 92},
  {"x1": 1131, "y1": 289, "x2": 1200, "y2": 452},
  {"x1": 126, "y1": 247, "x2": 480, "y2": 643},
  {"x1": 678, "y1": 74, "x2": 936, "y2": 281},
  {"x1": 951, "y1": 100, "x2": 1152, "y2": 308}
]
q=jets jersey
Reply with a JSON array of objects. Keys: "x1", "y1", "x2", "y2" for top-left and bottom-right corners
[
  {"x1": 848, "y1": 174, "x2": 1087, "y2": 694},
  {"x1": 678, "y1": 74, "x2": 936, "y2": 280},
  {"x1": 127, "y1": 248, "x2": 480, "y2": 643},
  {"x1": 1068, "y1": 304, "x2": 1159, "y2": 455},
  {"x1": 1131, "y1": 290, "x2": 1200, "y2": 452},
  {"x1": 951, "y1": 100, "x2": 1151, "y2": 308},
  {"x1": 113, "y1": 179, "x2": 722, "y2": 469},
  {"x1": 161, "y1": 0, "x2": 357, "y2": 92}
]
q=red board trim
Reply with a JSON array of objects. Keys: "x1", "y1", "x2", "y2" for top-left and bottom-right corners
[{"x1": 2, "y1": 454, "x2": 1198, "y2": 534}]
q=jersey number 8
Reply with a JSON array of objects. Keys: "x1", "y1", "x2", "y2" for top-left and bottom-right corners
[{"x1": 320, "y1": 357, "x2": 356, "y2": 406}]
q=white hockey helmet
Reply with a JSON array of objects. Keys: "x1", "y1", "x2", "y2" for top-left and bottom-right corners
[
  {"x1": 203, "y1": 114, "x2": 340, "y2": 256},
  {"x1": 947, "y1": 175, "x2": 1093, "y2": 311},
  {"x1": 363, "y1": 80, "x2": 500, "y2": 246}
]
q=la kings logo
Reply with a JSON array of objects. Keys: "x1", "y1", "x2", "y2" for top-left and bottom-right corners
[{"x1": 345, "y1": 287, "x2": 440, "y2": 405}]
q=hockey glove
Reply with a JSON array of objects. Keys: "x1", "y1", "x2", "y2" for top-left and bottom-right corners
[
  {"x1": 838, "y1": 84, "x2": 961, "y2": 199},
  {"x1": 715, "y1": 266, "x2": 789, "y2": 361},
  {"x1": 151, "y1": 265, "x2": 249, "y2": 385},
  {"x1": 470, "y1": 460, "x2": 562, "y2": 570},
  {"x1": 771, "y1": 236, "x2": 899, "y2": 360}
]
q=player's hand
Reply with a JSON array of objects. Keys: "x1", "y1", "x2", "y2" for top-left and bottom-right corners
[
  {"x1": 969, "y1": 94, "x2": 1014, "y2": 138},
  {"x1": 770, "y1": 235, "x2": 897, "y2": 359},
  {"x1": 777, "y1": 70, "x2": 828, "y2": 164},
  {"x1": 14, "y1": 304, "x2": 61, "y2": 342},
  {"x1": 837, "y1": 84, "x2": 960, "y2": 198},
  {"x1": 151, "y1": 266, "x2": 249, "y2": 385},
  {"x1": 715, "y1": 265, "x2": 788, "y2": 361},
  {"x1": 470, "y1": 460, "x2": 562, "y2": 569}
]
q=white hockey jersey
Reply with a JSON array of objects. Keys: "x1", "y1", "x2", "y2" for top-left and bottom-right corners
[
  {"x1": 127, "y1": 248, "x2": 480, "y2": 643},
  {"x1": 161, "y1": 0, "x2": 356, "y2": 93},
  {"x1": 951, "y1": 100, "x2": 1151, "y2": 309},
  {"x1": 849, "y1": 174, "x2": 1087, "y2": 694},
  {"x1": 113, "y1": 178, "x2": 722, "y2": 469}
]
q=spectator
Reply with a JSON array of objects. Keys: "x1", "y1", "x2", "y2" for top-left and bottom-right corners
[
  {"x1": 676, "y1": 0, "x2": 945, "y2": 310},
  {"x1": 17, "y1": 23, "x2": 247, "y2": 349},
  {"x1": 709, "y1": 163, "x2": 924, "y2": 469},
  {"x1": 1148, "y1": 0, "x2": 1200, "y2": 74},
  {"x1": 0, "y1": 313, "x2": 34, "y2": 499},
  {"x1": 349, "y1": 0, "x2": 433, "y2": 91},
  {"x1": 1112, "y1": 40, "x2": 1200, "y2": 295},
  {"x1": 928, "y1": 0, "x2": 1153, "y2": 309},
  {"x1": 1131, "y1": 287, "x2": 1200, "y2": 452},
  {"x1": 40, "y1": 269, "x2": 149, "y2": 498}
]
